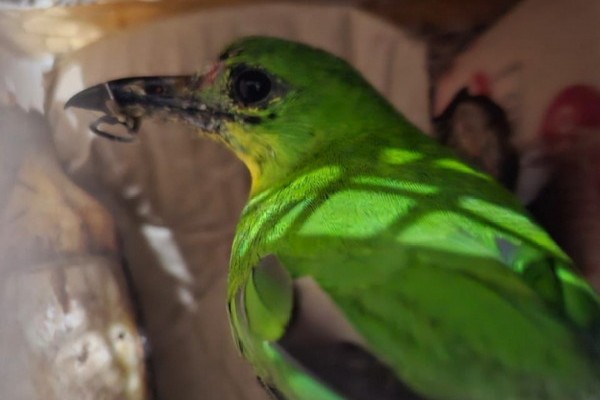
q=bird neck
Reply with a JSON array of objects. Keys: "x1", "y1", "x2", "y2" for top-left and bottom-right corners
[{"x1": 246, "y1": 115, "x2": 434, "y2": 198}]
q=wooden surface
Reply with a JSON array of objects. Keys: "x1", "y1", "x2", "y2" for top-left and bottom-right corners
[{"x1": 0, "y1": 0, "x2": 519, "y2": 55}]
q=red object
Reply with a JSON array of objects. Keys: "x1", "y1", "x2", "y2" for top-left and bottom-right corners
[
  {"x1": 531, "y1": 84, "x2": 600, "y2": 284},
  {"x1": 469, "y1": 71, "x2": 492, "y2": 97},
  {"x1": 539, "y1": 85, "x2": 600, "y2": 144}
]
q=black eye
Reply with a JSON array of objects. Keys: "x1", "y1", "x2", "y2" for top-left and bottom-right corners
[{"x1": 232, "y1": 68, "x2": 272, "y2": 106}]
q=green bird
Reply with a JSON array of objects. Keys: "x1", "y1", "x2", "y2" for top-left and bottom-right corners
[{"x1": 66, "y1": 36, "x2": 600, "y2": 399}]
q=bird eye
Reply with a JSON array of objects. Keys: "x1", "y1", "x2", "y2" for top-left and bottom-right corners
[{"x1": 231, "y1": 68, "x2": 272, "y2": 106}]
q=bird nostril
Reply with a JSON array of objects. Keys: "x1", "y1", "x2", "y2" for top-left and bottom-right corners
[{"x1": 145, "y1": 83, "x2": 165, "y2": 95}]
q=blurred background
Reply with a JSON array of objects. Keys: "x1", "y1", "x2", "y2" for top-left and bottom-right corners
[{"x1": 0, "y1": 0, "x2": 598, "y2": 399}]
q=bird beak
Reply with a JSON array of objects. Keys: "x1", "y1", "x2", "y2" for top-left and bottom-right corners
[{"x1": 65, "y1": 75, "x2": 226, "y2": 141}]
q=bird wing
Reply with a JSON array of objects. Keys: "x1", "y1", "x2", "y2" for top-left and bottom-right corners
[
  {"x1": 231, "y1": 244, "x2": 600, "y2": 400},
  {"x1": 229, "y1": 253, "x2": 424, "y2": 400}
]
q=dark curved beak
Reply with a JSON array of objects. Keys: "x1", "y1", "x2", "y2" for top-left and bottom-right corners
[
  {"x1": 65, "y1": 75, "x2": 225, "y2": 141},
  {"x1": 65, "y1": 76, "x2": 193, "y2": 112},
  {"x1": 65, "y1": 82, "x2": 114, "y2": 114}
]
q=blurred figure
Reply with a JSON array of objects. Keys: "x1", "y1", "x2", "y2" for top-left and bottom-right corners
[{"x1": 434, "y1": 87, "x2": 520, "y2": 190}]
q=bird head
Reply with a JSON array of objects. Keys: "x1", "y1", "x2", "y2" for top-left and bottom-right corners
[{"x1": 66, "y1": 36, "x2": 398, "y2": 194}]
